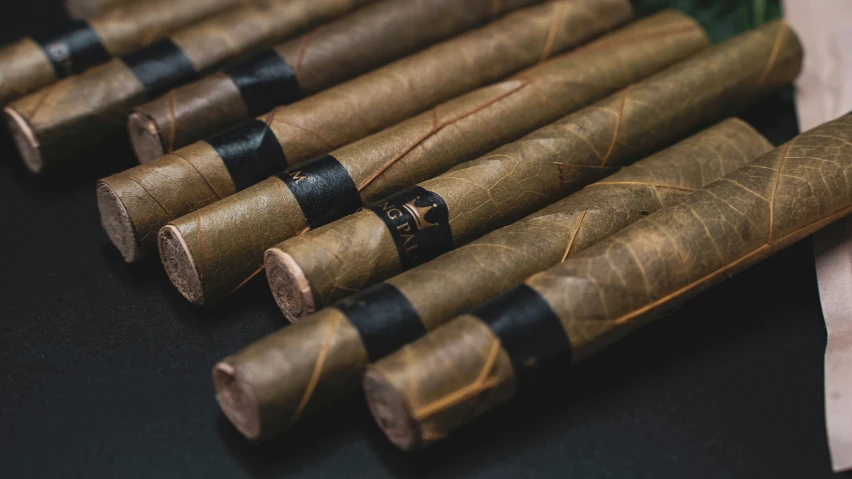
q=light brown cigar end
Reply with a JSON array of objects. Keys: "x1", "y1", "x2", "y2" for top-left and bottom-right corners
[
  {"x1": 97, "y1": 181, "x2": 143, "y2": 263},
  {"x1": 265, "y1": 248, "x2": 316, "y2": 322},
  {"x1": 364, "y1": 367, "x2": 421, "y2": 451},
  {"x1": 159, "y1": 225, "x2": 204, "y2": 305},
  {"x1": 128, "y1": 111, "x2": 167, "y2": 164},
  {"x1": 4, "y1": 106, "x2": 43, "y2": 174},
  {"x1": 212, "y1": 361, "x2": 262, "y2": 441}
]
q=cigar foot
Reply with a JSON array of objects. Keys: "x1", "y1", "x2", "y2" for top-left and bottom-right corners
[
  {"x1": 97, "y1": 181, "x2": 143, "y2": 262},
  {"x1": 213, "y1": 362, "x2": 262, "y2": 441},
  {"x1": 265, "y1": 249, "x2": 316, "y2": 322},
  {"x1": 128, "y1": 112, "x2": 166, "y2": 163},
  {"x1": 159, "y1": 225, "x2": 204, "y2": 305},
  {"x1": 4, "y1": 106, "x2": 43, "y2": 174},
  {"x1": 364, "y1": 367, "x2": 421, "y2": 451}
]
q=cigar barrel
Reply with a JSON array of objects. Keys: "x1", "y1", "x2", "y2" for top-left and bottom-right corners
[
  {"x1": 216, "y1": 118, "x2": 771, "y2": 441},
  {"x1": 271, "y1": 20, "x2": 802, "y2": 314},
  {"x1": 0, "y1": 0, "x2": 246, "y2": 106},
  {"x1": 155, "y1": 0, "x2": 635, "y2": 303},
  {"x1": 129, "y1": 0, "x2": 547, "y2": 162},
  {"x1": 5, "y1": 0, "x2": 370, "y2": 174},
  {"x1": 365, "y1": 112, "x2": 852, "y2": 451},
  {"x1": 65, "y1": 0, "x2": 128, "y2": 19}
]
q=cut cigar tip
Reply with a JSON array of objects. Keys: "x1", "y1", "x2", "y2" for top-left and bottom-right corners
[
  {"x1": 363, "y1": 367, "x2": 420, "y2": 451},
  {"x1": 128, "y1": 111, "x2": 166, "y2": 164},
  {"x1": 4, "y1": 106, "x2": 43, "y2": 174},
  {"x1": 97, "y1": 181, "x2": 143, "y2": 263},
  {"x1": 265, "y1": 248, "x2": 315, "y2": 322},
  {"x1": 159, "y1": 224, "x2": 205, "y2": 306},
  {"x1": 213, "y1": 361, "x2": 263, "y2": 441}
]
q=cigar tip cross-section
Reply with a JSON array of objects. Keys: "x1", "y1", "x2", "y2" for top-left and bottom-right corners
[
  {"x1": 363, "y1": 367, "x2": 420, "y2": 451},
  {"x1": 265, "y1": 248, "x2": 315, "y2": 323},
  {"x1": 212, "y1": 362, "x2": 263, "y2": 441},
  {"x1": 159, "y1": 224, "x2": 204, "y2": 305},
  {"x1": 4, "y1": 106, "x2": 42, "y2": 174},
  {"x1": 128, "y1": 111, "x2": 167, "y2": 163},
  {"x1": 96, "y1": 181, "x2": 141, "y2": 262}
]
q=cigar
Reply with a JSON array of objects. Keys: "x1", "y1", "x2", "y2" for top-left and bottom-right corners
[
  {"x1": 128, "y1": 0, "x2": 548, "y2": 163},
  {"x1": 65, "y1": 0, "x2": 128, "y2": 19},
  {"x1": 212, "y1": 118, "x2": 771, "y2": 441},
  {"x1": 364, "y1": 111, "x2": 852, "y2": 450},
  {"x1": 4, "y1": 0, "x2": 369, "y2": 175},
  {"x1": 148, "y1": 0, "x2": 635, "y2": 302},
  {"x1": 266, "y1": 21, "x2": 802, "y2": 318},
  {"x1": 0, "y1": 0, "x2": 246, "y2": 106}
]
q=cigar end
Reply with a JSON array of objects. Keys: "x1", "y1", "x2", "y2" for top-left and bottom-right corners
[
  {"x1": 97, "y1": 181, "x2": 144, "y2": 263},
  {"x1": 213, "y1": 361, "x2": 262, "y2": 441},
  {"x1": 159, "y1": 225, "x2": 205, "y2": 305},
  {"x1": 128, "y1": 111, "x2": 166, "y2": 164},
  {"x1": 265, "y1": 248, "x2": 315, "y2": 322},
  {"x1": 364, "y1": 367, "x2": 421, "y2": 451},
  {"x1": 4, "y1": 106, "x2": 43, "y2": 174}
]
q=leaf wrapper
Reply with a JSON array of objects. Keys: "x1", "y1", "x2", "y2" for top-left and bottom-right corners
[
  {"x1": 213, "y1": 118, "x2": 770, "y2": 441},
  {"x1": 154, "y1": 0, "x2": 635, "y2": 303},
  {"x1": 128, "y1": 0, "x2": 549, "y2": 163},
  {"x1": 101, "y1": 1, "x2": 643, "y2": 263},
  {"x1": 0, "y1": 0, "x2": 246, "y2": 106},
  {"x1": 365, "y1": 112, "x2": 852, "y2": 450},
  {"x1": 4, "y1": 0, "x2": 370, "y2": 175},
  {"x1": 65, "y1": 0, "x2": 129, "y2": 19},
  {"x1": 270, "y1": 20, "x2": 802, "y2": 316}
]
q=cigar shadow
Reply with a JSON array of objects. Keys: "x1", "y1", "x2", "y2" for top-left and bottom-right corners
[{"x1": 366, "y1": 239, "x2": 823, "y2": 477}]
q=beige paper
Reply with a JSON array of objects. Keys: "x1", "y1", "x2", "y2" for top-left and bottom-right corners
[{"x1": 783, "y1": 0, "x2": 852, "y2": 471}]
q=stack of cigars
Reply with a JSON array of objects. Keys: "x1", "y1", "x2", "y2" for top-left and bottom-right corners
[{"x1": 5, "y1": 0, "x2": 851, "y2": 450}]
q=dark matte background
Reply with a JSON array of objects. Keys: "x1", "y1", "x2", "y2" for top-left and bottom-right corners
[{"x1": 1, "y1": 2, "x2": 850, "y2": 478}]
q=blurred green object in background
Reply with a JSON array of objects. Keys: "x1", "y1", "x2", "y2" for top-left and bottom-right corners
[{"x1": 634, "y1": 0, "x2": 783, "y2": 42}]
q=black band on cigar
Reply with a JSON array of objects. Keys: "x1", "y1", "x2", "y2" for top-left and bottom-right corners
[
  {"x1": 33, "y1": 20, "x2": 110, "y2": 78},
  {"x1": 364, "y1": 186, "x2": 453, "y2": 270},
  {"x1": 276, "y1": 154, "x2": 361, "y2": 228},
  {"x1": 121, "y1": 38, "x2": 198, "y2": 99},
  {"x1": 474, "y1": 284, "x2": 572, "y2": 367},
  {"x1": 336, "y1": 283, "x2": 426, "y2": 362},
  {"x1": 225, "y1": 50, "x2": 302, "y2": 117},
  {"x1": 207, "y1": 119, "x2": 288, "y2": 191}
]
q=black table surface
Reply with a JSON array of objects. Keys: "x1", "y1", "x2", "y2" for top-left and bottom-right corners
[{"x1": 1, "y1": 2, "x2": 850, "y2": 478}]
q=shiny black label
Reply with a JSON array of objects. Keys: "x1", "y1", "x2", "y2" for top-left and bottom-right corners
[
  {"x1": 207, "y1": 119, "x2": 288, "y2": 191},
  {"x1": 335, "y1": 283, "x2": 425, "y2": 362},
  {"x1": 277, "y1": 154, "x2": 361, "y2": 229},
  {"x1": 226, "y1": 49, "x2": 301, "y2": 116},
  {"x1": 364, "y1": 186, "x2": 452, "y2": 270},
  {"x1": 33, "y1": 20, "x2": 110, "y2": 78},
  {"x1": 121, "y1": 38, "x2": 198, "y2": 99}
]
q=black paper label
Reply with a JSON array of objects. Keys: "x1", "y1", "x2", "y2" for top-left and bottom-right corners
[
  {"x1": 225, "y1": 49, "x2": 301, "y2": 117},
  {"x1": 335, "y1": 282, "x2": 426, "y2": 362},
  {"x1": 276, "y1": 154, "x2": 361, "y2": 229},
  {"x1": 33, "y1": 20, "x2": 110, "y2": 78},
  {"x1": 121, "y1": 38, "x2": 198, "y2": 99},
  {"x1": 364, "y1": 186, "x2": 452, "y2": 271},
  {"x1": 206, "y1": 119, "x2": 288, "y2": 191}
]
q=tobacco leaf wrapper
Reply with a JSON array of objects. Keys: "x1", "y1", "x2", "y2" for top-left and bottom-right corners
[
  {"x1": 65, "y1": 0, "x2": 128, "y2": 19},
  {"x1": 212, "y1": 118, "x2": 770, "y2": 441},
  {"x1": 128, "y1": 0, "x2": 548, "y2": 163},
  {"x1": 364, "y1": 112, "x2": 852, "y2": 451},
  {"x1": 268, "y1": 20, "x2": 802, "y2": 318},
  {"x1": 4, "y1": 0, "x2": 370, "y2": 174},
  {"x1": 153, "y1": 0, "x2": 635, "y2": 302},
  {"x1": 0, "y1": 0, "x2": 245, "y2": 106},
  {"x1": 99, "y1": 6, "x2": 680, "y2": 263}
]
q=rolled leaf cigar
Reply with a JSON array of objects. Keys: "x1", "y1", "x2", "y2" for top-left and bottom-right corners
[
  {"x1": 65, "y1": 0, "x2": 130, "y2": 19},
  {"x1": 365, "y1": 111, "x2": 852, "y2": 450},
  {"x1": 129, "y1": 0, "x2": 548, "y2": 163},
  {"x1": 212, "y1": 118, "x2": 771, "y2": 441},
  {"x1": 0, "y1": 0, "x2": 246, "y2": 106},
  {"x1": 267, "y1": 20, "x2": 802, "y2": 317},
  {"x1": 99, "y1": 7, "x2": 681, "y2": 263},
  {"x1": 4, "y1": 0, "x2": 370, "y2": 175},
  {"x1": 150, "y1": 0, "x2": 635, "y2": 301}
]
